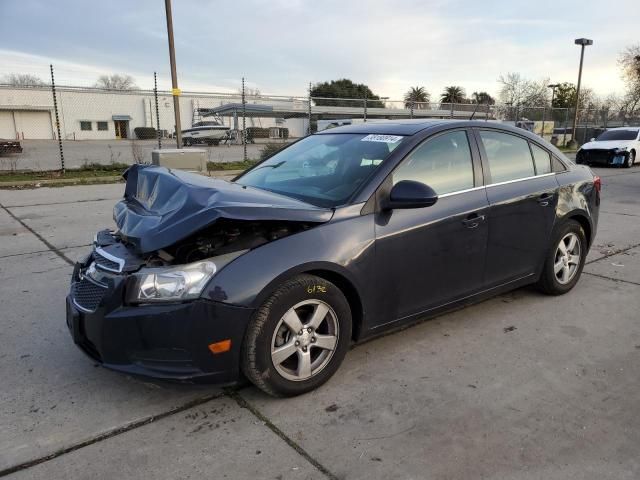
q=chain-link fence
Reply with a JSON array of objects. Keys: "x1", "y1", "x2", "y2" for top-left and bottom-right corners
[{"x1": 1, "y1": 67, "x2": 640, "y2": 172}]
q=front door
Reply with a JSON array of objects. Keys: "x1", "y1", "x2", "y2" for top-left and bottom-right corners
[
  {"x1": 474, "y1": 129, "x2": 558, "y2": 286},
  {"x1": 373, "y1": 129, "x2": 489, "y2": 324},
  {"x1": 114, "y1": 120, "x2": 128, "y2": 139}
]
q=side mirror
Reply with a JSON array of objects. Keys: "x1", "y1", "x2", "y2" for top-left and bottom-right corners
[
  {"x1": 382, "y1": 180, "x2": 438, "y2": 210},
  {"x1": 590, "y1": 137, "x2": 596, "y2": 142}
]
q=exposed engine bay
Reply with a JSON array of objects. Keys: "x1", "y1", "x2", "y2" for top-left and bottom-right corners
[
  {"x1": 148, "y1": 219, "x2": 313, "y2": 266},
  {"x1": 96, "y1": 219, "x2": 314, "y2": 270}
]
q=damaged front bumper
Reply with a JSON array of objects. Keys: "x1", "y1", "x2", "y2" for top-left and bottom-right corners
[
  {"x1": 66, "y1": 246, "x2": 254, "y2": 383},
  {"x1": 576, "y1": 148, "x2": 629, "y2": 166}
]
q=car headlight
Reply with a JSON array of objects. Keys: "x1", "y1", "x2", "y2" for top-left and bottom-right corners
[
  {"x1": 615, "y1": 147, "x2": 628, "y2": 153},
  {"x1": 128, "y1": 251, "x2": 246, "y2": 304}
]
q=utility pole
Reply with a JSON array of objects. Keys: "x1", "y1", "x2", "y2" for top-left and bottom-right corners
[
  {"x1": 164, "y1": 0, "x2": 182, "y2": 148},
  {"x1": 543, "y1": 83, "x2": 560, "y2": 140},
  {"x1": 570, "y1": 38, "x2": 593, "y2": 148}
]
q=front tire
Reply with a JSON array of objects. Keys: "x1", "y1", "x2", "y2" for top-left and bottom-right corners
[
  {"x1": 241, "y1": 274, "x2": 352, "y2": 397},
  {"x1": 626, "y1": 150, "x2": 636, "y2": 168},
  {"x1": 536, "y1": 220, "x2": 587, "y2": 295}
]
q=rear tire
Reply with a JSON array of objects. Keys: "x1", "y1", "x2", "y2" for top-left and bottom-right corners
[
  {"x1": 536, "y1": 220, "x2": 587, "y2": 295},
  {"x1": 241, "y1": 274, "x2": 352, "y2": 397}
]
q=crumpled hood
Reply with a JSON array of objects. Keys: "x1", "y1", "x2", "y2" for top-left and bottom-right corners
[
  {"x1": 580, "y1": 140, "x2": 635, "y2": 151},
  {"x1": 113, "y1": 164, "x2": 333, "y2": 253}
]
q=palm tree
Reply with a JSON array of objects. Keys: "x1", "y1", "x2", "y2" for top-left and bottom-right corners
[
  {"x1": 440, "y1": 86, "x2": 465, "y2": 104},
  {"x1": 404, "y1": 86, "x2": 430, "y2": 109},
  {"x1": 471, "y1": 91, "x2": 495, "y2": 105}
]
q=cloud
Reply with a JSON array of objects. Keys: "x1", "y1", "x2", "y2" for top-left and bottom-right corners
[{"x1": 0, "y1": 0, "x2": 633, "y2": 100}]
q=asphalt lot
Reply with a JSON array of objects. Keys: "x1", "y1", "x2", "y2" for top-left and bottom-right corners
[
  {"x1": 0, "y1": 165, "x2": 639, "y2": 479},
  {"x1": 0, "y1": 139, "x2": 289, "y2": 171}
]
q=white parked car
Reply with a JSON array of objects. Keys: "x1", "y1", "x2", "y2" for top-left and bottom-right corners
[{"x1": 576, "y1": 127, "x2": 640, "y2": 167}]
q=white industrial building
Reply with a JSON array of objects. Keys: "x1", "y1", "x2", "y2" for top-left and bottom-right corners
[
  {"x1": 0, "y1": 85, "x2": 484, "y2": 142},
  {"x1": 0, "y1": 85, "x2": 309, "y2": 141}
]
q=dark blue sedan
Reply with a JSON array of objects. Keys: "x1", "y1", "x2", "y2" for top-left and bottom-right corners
[{"x1": 67, "y1": 120, "x2": 600, "y2": 396}]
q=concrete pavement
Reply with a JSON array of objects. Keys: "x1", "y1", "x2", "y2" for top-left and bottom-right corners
[{"x1": 0, "y1": 166, "x2": 639, "y2": 479}]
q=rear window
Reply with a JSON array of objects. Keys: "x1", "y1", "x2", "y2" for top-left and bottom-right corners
[
  {"x1": 530, "y1": 143, "x2": 551, "y2": 175},
  {"x1": 479, "y1": 131, "x2": 535, "y2": 183},
  {"x1": 596, "y1": 129, "x2": 639, "y2": 141}
]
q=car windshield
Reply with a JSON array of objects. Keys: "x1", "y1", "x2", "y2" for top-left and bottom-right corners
[
  {"x1": 236, "y1": 133, "x2": 405, "y2": 207},
  {"x1": 596, "y1": 129, "x2": 639, "y2": 141}
]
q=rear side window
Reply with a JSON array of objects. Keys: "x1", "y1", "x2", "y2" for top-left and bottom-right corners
[
  {"x1": 479, "y1": 131, "x2": 534, "y2": 183},
  {"x1": 392, "y1": 130, "x2": 474, "y2": 195},
  {"x1": 530, "y1": 143, "x2": 551, "y2": 175}
]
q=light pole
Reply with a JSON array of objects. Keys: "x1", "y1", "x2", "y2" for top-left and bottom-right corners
[
  {"x1": 164, "y1": 0, "x2": 182, "y2": 148},
  {"x1": 570, "y1": 38, "x2": 593, "y2": 148},
  {"x1": 542, "y1": 83, "x2": 560, "y2": 140}
]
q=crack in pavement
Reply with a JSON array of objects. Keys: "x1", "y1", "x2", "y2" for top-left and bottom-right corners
[
  {"x1": 0, "y1": 244, "x2": 92, "y2": 260},
  {"x1": 4, "y1": 197, "x2": 117, "y2": 209},
  {"x1": 0, "y1": 387, "x2": 336, "y2": 480},
  {"x1": 586, "y1": 242, "x2": 640, "y2": 265},
  {"x1": 228, "y1": 389, "x2": 339, "y2": 480},
  {"x1": 0, "y1": 392, "x2": 225, "y2": 477},
  {"x1": 0, "y1": 204, "x2": 74, "y2": 266},
  {"x1": 583, "y1": 271, "x2": 640, "y2": 287},
  {"x1": 599, "y1": 210, "x2": 640, "y2": 217}
]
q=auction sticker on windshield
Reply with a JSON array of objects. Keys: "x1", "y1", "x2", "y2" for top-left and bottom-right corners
[{"x1": 361, "y1": 134, "x2": 403, "y2": 143}]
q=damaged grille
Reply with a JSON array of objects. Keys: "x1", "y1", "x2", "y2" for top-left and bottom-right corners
[
  {"x1": 72, "y1": 277, "x2": 107, "y2": 312},
  {"x1": 579, "y1": 149, "x2": 614, "y2": 164},
  {"x1": 94, "y1": 248, "x2": 124, "y2": 273}
]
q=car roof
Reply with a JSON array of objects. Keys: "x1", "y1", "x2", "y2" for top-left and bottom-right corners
[
  {"x1": 606, "y1": 126, "x2": 639, "y2": 131},
  {"x1": 315, "y1": 119, "x2": 448, "y2": 135},
  {"x1": 315, "y1": 119, "x2": 536, "y2": 137},
  {"x1": 314, "y1": 119, "x2": 571, "y2": 162}
]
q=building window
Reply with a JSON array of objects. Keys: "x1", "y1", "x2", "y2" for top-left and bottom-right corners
[
  {"x1": 80, "y1": 121, "x2": 92, "y2": 131},
  {"x1": 97, "y1": 121, "x2": 108, "y2": 131}
]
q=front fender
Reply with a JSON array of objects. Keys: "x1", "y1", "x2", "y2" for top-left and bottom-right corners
[{"x1": 201, "y1": 213, "x2": 376, "y2": 310}]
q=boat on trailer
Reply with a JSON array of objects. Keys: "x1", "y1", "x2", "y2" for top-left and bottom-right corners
[{"x1": 181, "y1": 118, "x2": 230, "y2": 146}]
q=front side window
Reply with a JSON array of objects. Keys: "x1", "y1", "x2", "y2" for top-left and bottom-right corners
[
  {"x1": 80, "y1": 121, "x2": 92, "y2": 131},
  {"x1": 236, "y1": 133, "x2": 404, "y2": 207},
  {"x1": 479, "y1": 130, "x2": 534, "y2": 183},
  {"x1": 392, "y1": 130, "x2": 474, "y2": 195},
  {"x1": 530, "y1": 143, "x2": 551, "y2": 175}
]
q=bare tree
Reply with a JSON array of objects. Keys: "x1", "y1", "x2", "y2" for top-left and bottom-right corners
[
  {"x1": 498, "y1": 73, "x2": 549, "y2": 107},
  {"x1": 95, "y1": 74, "x2": 137, "y2": 90},
  {"x1": 618, "y1": 44, "x2": 640, "y2": 115},
  {"x1": 238, "y1": 86, "x2": 261, "y2": 100},
  {"x1": 130, "y1": 140, "x2": 145, "y2": 163},
  {"x1": 1, "y1": 73, "x2": 46, "y2": 86}
]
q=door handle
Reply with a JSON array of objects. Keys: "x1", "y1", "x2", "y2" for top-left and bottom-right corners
[
  {"x1": 537, "y1": 193, "x2": 553, "y2": 207},
  {"x1": 462, "y1": 213, "x2": 486, "y2": 229}
]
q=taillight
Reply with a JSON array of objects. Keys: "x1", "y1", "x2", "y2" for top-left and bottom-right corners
[{"x1": 593, "y1": 176, "x2": 601, "y2": 194}]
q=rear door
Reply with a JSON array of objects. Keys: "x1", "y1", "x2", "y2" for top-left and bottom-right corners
[
  {"x1": 373, "y1": 129, "x2": 489, "y2": 323},
  {"x1": 474, "y1": 129, "x2": 558, "y2": 287}
]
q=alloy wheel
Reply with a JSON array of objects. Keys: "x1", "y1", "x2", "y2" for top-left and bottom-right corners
[
  {"x1": 554, "y1": 232, "x2": 581, "y2": 285},
  {"x1": 270, "y1": 299, "x2": 339, "y2": 381}
]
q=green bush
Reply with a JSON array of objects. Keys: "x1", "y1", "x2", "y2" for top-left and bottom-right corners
[
  {"x1": 246, "y1": 127, "x2": 270, "y2": 140},
  {"x1": 259, "y1": 143, "x2": 284, "y2": 161},
  {"x1": 79, "y1": 161, "x2": 130, "y2": 172},
  {"x1": 134, "y1": 127, "x2": 157, "y2": 139}
]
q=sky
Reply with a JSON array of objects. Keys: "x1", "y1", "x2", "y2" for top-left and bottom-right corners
[{"x1": 0, "y1": 0, "x2": 635, "y2": 100}]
